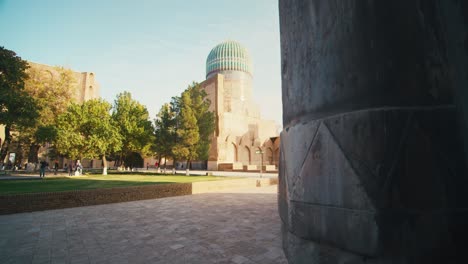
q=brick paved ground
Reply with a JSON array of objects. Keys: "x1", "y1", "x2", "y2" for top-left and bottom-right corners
[{"x1": 0, "y1": 186, "x2": 287, "y2": 264}]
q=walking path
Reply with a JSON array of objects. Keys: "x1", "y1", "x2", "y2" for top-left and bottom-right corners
[{"x1": 0, "y1": 186, "x2": 287, "y2": 264}]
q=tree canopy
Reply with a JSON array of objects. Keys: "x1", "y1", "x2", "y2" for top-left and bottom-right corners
[
  {"x1": 112, "y1": 91, "x2": 154, "y2": 167},
  {"x1": 170, "y1": 82, "x2": 215, "y2": 169},
  {"x1": 20, "y1": 65, "x2": 77, "y2": 162},
  {"x1": 154, "y1": 103, "x2": 176, "y2": 167},
  {"x1": 0, "y1": 47, "x2": 39, "y2": 128},
  {"x1": 55, "y1": 99, "x2": 122, "y2": 174},
  {"x1": 24, "y1": 65, "x2": 77, "y2": 125},
  {"x1": 172, "y1": 91, "x2": 199, "y2": 165},
  {"x1": 0, "y1": 47, "x2": 39, "y2": 161},
  {"x1": 186, "y1": 82, "x2": 215, "y2": 161}
]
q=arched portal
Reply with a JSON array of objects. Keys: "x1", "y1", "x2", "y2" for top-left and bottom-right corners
[
  {"x1": 233, "y1": 144, "x2": 238, "y2": 162},
  {"x1": 240, "y1": 146, "x2": 251, "y2": 165},
  {"x1": 273, "y1": 148, "x2": 279, "y2": 167},
  {"x1": 268, "y1": 147, "x2": 274, "y2": 165},
  {"x1": 226, "y1": 143, "x2": 238, "y2": 162}
]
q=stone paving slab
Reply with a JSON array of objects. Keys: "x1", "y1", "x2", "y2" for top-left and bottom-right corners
[{"x1": 0, "y1": 186, "x2": 287, "y2": 263}]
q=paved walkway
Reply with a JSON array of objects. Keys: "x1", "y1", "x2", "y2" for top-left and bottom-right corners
[{"x1": 0, "y1": 186, "x2": 287, "y2": 264}]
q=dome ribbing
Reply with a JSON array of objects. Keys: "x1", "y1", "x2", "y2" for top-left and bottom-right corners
[{"x1": 206, "y1": 40, "x2": 252, "y2": 78}]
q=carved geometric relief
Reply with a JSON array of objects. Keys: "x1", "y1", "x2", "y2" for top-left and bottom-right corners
[
  {"x1": 282, "y1": 107, "x2": 464, "y2": 258},
  {"x1": 322, "y1": 109, "x2": 412, "y2": 206},
  {"x1": 285, "y1": 117, "x2": 380, "y2": 256},
  {"x1": 295, "y1": 122, "x2": 375, "y2": 211},
  {"x1": 280, "y1": 121, "x2": 321, "y2": 199}
]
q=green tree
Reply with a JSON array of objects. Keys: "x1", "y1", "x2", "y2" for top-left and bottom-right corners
[
  {"x1": 172, "y1": 91, "x2": 199, "y2": 172},
  {"x1": 0, "y1": 47, "x2": 39, "y2": 161},
  {"x1": 186, "y1": 82, "x2": 215, "y2": 162},
  {"x1": 112, "y1": 92, "x2": 154, "y2": 167},
  {"x1": 20, "y1": 65, "x2": 77, "y2": 162},
  {"x1": 55, "y1": 99, "x2": 122, "y2": 175},
  {"x1": 158, "y1": 83, "x2": 215, "y2": 171},
  {"x1": 154, "y1": 103, "x2": 176, "y2": 169}
]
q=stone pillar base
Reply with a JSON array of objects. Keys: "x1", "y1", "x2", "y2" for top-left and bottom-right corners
[{"x1": 279, "y1": 107, "x2": 467, "y2": 263}]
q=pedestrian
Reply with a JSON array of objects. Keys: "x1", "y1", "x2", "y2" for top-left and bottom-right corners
[
  {"x1": 54, "y1": 160, "x2": 59, "y2": 175},
  {"x1": 39, "y1": 160, "x2": 48, "y2": 179},
  {"x1": 147, "y1": 162, "x2": 149, "y2": 170},
  {"x1": 76, "y1": 160, "x2": 82, "y2": 176}
]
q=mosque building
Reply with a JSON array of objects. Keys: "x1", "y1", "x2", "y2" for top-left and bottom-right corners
[{"x1": 199, "y1": 40, "x2": 280, "y2": 171}]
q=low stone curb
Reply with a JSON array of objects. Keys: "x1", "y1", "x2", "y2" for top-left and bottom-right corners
[{"x1": 0, "y1": 178, "x2": 279, "y2": 215}]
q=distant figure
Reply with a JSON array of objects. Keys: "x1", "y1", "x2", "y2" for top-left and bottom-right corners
[
  {"x1": 39, "y1": 160, "x2": 48, "y2": 178},
  {"x1": 147, "y1": 162, "x2": 149, "y2": 170},
  {"x1": 53, "y1": 161, "x2": 59, "y2": 175},
  {"x1": 64, "y1": 163, "x2": 68, "y2": 172},
  {"x1": 76, "y1": 160, "x2": 82, "y2": 176}
]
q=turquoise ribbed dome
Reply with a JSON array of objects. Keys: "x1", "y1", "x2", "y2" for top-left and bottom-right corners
[{"x1": 206, "y1": 40, "x2": 252, "y2": 78}]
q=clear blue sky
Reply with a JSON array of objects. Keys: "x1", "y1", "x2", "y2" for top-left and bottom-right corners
[{"x1": 0, "y1": 0, "x2": 282, "y2": 126}]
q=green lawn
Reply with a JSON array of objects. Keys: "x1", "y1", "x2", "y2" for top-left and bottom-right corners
[{"x1": 0, "y1": 174, "x2": 227, "y2": 195}]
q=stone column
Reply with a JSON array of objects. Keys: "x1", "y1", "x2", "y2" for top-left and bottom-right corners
[{"x1": 278, "y1": 1, "x2": 468, "y2": 263}]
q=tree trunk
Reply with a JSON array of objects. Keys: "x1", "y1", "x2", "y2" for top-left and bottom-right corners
[
  {"x1": 27, "y1": 143, "x2": 40, "y2": 163},
  {"x1": 0, "y1": 125, "x2": 11, "y2": 163},
  {"x1": 102, "y1": 155, "x2": 108, "y2": 175},
  {"x1": 172, "y1": 156, "x2": 177, "y2": 174},
  {"x1": 117, "y1": 152, "x2": 123, "y2": 167},
  {"x1": 186, "y1": 160, "x2": 190, "y2": 175}
]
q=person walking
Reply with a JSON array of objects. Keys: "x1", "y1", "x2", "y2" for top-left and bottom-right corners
[
  {"x1": 76, "y1": 160, "x2": 82, "y2": 176},
  {"x1": 39, "y1": 160, "x2": 48, "y2": 179}
]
